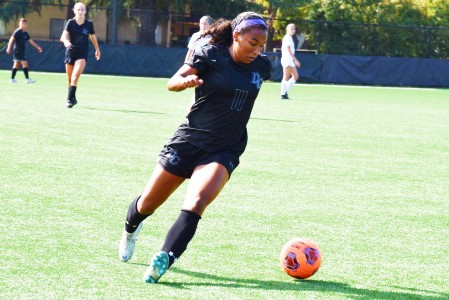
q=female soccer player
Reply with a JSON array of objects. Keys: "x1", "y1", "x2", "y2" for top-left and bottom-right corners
[
  {"x1": 280, "y1": 23, "x2": 301, "y2": 99},
  {"x1": 184, "y1": 15, "x2": 213, "y2": 63},
  {"x1": 119, "y1": 11, "x2": 272, "y2": 284},
  {"x1": 6, "y1": 18, "x2": 42, "y2": 84},
  {"x1": 60, "y1": 1, "x2": 101, "y2": 108}
]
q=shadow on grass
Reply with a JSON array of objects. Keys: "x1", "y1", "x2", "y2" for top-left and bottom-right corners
[
  {"x1": 155, "y1": 268, "x2": 447, "y2": 299},
  {"x1": 80, "y1": 106, "x2": 167, "y2": 115},
  {"x1": 81, "y1": 106, "x2": 298, "y2": 123},
  {"x1": 250, "y1": 117, "x2": 298, "y2": 123}
]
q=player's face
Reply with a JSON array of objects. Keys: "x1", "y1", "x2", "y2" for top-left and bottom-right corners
[
  {"x1": 287, "y1": 25, "x2": 296, "y2": 36},
  {"x1": 73, "y1": 3, "x2": 86, "y2": 18},
  {"x1": 232, "y1": 28, "x2": 267, "y2": 64},
  {"x1": 199, "y1": 19, "x2": 211, "y2": 32},
  {"x1": 20, "y1": 21, "x2": 27, "y2": 30}
]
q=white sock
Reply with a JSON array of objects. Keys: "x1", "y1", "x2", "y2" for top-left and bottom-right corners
[
  {"x1": 280, "y1": 80, "x2": 288, "y2": 95},
  {"x1": 286, "y1": 77, "x2": 296, "y2": 92}
]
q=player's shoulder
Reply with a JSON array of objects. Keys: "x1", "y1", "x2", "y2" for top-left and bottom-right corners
[
  {"x1": 190, "y1": 31, "x2": 201, "y2": 40},
  {"x1": 254, "y1": 53, "x2": 272, "y2": 71}
]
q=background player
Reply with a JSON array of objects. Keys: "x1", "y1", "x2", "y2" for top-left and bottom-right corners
[
  {"x1": 6, "y1": 18, "x2": 43, "y2": 84},
  {"x1": 184, "y1": 15, "x2": 213, "y2": 63},
  {"x1": 60, "y1": 1, "x2": 101, "y2": 108},
  {"x1": 280, "y1": 23, "x2": 301, "y2": 99},
  {"x1": 118, "y1": 11, "x2": 271, "y2": 284}
]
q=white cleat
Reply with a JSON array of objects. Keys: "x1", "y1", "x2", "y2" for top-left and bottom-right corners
[
  {"x1": 118, "y1": 223, "x2": 142, "y2": 262},
  {"x1": 25, "y1": 78, "x2": 36, "y2": 84},
  {"x1": 10, "y1": 79, "x2": 18, "y2": 83}
]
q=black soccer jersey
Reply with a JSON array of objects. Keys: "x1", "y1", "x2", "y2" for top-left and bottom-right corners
[
  {"x1": 64, "y1": 19, "x2": 95, "y2": 56},
  {"x1": 180, "y1": 44, "x2": 272, "y2": 155},
  {"x1": 12, "y1": 28, "x2": 30, "y2": 53}
]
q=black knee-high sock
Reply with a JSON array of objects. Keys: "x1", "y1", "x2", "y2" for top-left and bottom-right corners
[
  {"x1": 11, "y1": 68, "x2": 18, "y2": 79},
  {"x1": 125, "y1": 196, "x2": 151, "y2": 233},
  {"x1": 162, "y1": 210, "x2": 201, "y2": 267},
  {"x1": 68, "y1": 85, "x2": 77, "y2": 100},
  {"x1": 23, "y1": 68, "x2": 29, "y2": 79}
]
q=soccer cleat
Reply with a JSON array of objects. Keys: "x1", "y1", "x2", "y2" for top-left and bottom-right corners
[
  {"x1": 10, "y1": 79, "x2": 18, "y2": 83},
  {"x1": 119, "y1": 222, "x2": 142, "y2": 262},
  {"x1": 281, "y1": 94, "x2": 289, "y2": 100},
  {"x1": 143, "y1": 251, "x2": 169, "y2": 283},
  {"x1": 66, "y1": 98, "x2": 77, "y2": 108},
  {"x1": 25, "y1": 78, "x2": 36, "y2": 84}
]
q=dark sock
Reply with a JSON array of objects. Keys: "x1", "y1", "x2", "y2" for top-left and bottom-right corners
[
  {"x1": 161, "y1": 210, "x2": 201, "y2": 267},
  {"x1": 23, "y1": 68, "x2": 29, "y2": 79},
  {"x1": 68, "y1": 85, "x2": 77, "y2": 100},
  {"x1": 12, "y1": 68, "x2": 18, "y2": 79},
  {"x1": 125, "y1": 195, "x2": 150, "y2": 233}
]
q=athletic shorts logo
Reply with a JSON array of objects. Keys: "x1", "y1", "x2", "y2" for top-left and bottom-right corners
[{"x1": 168, "y1": 149, "x2": 181, "y2": 165}]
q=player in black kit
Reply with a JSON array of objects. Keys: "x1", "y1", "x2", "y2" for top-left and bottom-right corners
[
  {"x1": 118, "y1": 11, "x2": 272, "y2": 284},
  {"x1": 6, "y1": 18, "x2": 42, "y2": 84},
  {"x1": 60, "y1": 2, "x2": 101, "y2": 108}
]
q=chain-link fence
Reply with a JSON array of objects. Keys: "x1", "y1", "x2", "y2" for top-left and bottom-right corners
[
  {"x1": 1, "y1": 2, "x2": 448, "y2": 59},
  {"x1": 290, "y1": 19, "x2": 449, "y2": 59}
]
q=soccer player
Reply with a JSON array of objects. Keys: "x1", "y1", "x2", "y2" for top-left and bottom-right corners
[
  {"x1": 184, "y1": 15, "x2": 213, "y2": 63},
  {"x1": 6, "y1": 18, "x2": 43, "y2": 84},
  {"x1": 280, "y1": 23, "x2": 301, "y2": 100},
  {"x1": 118, "y1": 11, "x2": 272, "y2": 283},
  {"x1": 184, "y1": 15, "x2": 213, "y2": 110},
  {"x1": 60, "y1": 1, "x2": 101, "y2": 108}
]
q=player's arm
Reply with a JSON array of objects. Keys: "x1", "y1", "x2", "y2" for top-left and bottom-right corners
[
  {"x1": 167, "y1": 64, "x2": 202, "y2": 92},
  {"x1": 5, "y1": 35, "x2": 15, "y2": 54},
  {"x1": 287, "y1": 45, "x2": 300, "y2": 68},
  {"x1": 184, "y1": 49, "x2": 194, "y2": 63},
  {"x1": 89, "y1": 33, "x2": 101, "y2": 60},
  {"x1": 28, "y1": 39, "x2": 43, "y2": 53},
  {"x1": 60, "y1": 30, "x2": 71, "y2": 48}
]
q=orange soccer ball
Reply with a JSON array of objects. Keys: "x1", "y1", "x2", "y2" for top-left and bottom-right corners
[{"x1": 279, "y1": 238, "x2": 322, "y2": 279}]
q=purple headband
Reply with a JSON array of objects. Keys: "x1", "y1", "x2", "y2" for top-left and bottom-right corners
[{"x1": 233, "y1": 18, "x2": 267, "y2": 33}]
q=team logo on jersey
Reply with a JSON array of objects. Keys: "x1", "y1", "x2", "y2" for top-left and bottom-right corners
[
  {"x1": 83, "y1": 28, "x2": 89, "y2": 35},
  {"x1": 251, "y1": 72, "x2": 263, "y2": 89}
]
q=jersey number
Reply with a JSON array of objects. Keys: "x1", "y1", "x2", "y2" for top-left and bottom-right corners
[{"x1": 231, "y1": 89, "x2": 248, "y2": 112}]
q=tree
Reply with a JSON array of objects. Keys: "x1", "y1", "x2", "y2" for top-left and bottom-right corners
[{"x1": 0, "y1": 0, "x2": 65, "y2": 23}]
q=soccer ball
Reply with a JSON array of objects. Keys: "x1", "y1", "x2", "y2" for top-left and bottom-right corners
[{"x1": 279, "y1": 237, "x2": 322, "y2": 279}]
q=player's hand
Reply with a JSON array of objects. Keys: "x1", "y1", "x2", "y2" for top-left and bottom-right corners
[
  {"x1": 37, "y1": 47, "x2": 43, "y2": 53},
  {"x1": 63, "y1": 41, "x2": 72, "y2": 48},
  {"x1": 183, "y1": 75, "x2": 203, "y2": 89},
  {"x1": 6, "y1": 48, "x2": 11, "y2": 54},
  {"x1": 95, "y1": 50, "x2": 101, "y2": 60}
]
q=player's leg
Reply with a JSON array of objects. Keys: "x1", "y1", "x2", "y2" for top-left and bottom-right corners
[
  {"x1": 10, "y1": 61, "x2": 20, "y2": 83},
  {"x1": 21, "y1": 60, "x2": 35, "y2": 83},
  {"x1": 65, "y1": 63, "x2": 76, "y2": 107},
  {"x1": 144, "y1": 162, "x2": 229, "y2": 283},
  {"x1": 67, "y1": 59, "x2": 86, "y2": 106},
  {"x1": 285, "y1": 66, "x2": 298, "y2": 94},
  {"x1": 119, "y1": 164, "x2": 185, "y2": 262},
  {"x1": 281, "y1": 67, "x2": 290, "y2": 98}
]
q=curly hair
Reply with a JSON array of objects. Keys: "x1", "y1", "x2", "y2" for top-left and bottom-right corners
[{"x1": 203, "y1": 12, "x2": 266, "y2": 47}]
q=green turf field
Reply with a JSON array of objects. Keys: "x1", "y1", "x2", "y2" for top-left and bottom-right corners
[{"x1": 1, "y1": 71, "x2": 448, "y2": 299}]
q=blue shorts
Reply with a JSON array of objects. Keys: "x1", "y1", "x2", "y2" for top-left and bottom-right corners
[
  {"x1": 13, "y1": 50, "x2": 27, "y2": 61},
  {"x1": 65, "y1": 51, "x2": 88, "y2": 65},
  {"x1": 158, "y1": 132, "x2": 240, "y2": 179}
]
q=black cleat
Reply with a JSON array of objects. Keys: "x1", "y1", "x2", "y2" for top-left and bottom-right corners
[
  {"x1": 281, "y1": 94, "x2": 289, "y2": 100},
  {"x1": 66, "y1": 98, "x2": 77, "y2": 108}
]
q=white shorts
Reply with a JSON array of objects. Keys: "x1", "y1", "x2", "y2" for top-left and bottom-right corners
[{"x1": 281, "y1": 56, "x2": 296, "y2": 68}]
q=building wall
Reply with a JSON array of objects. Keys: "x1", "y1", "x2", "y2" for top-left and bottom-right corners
[{"x1": 1, "y1": 4, "x2": 200, "y2": 47}]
